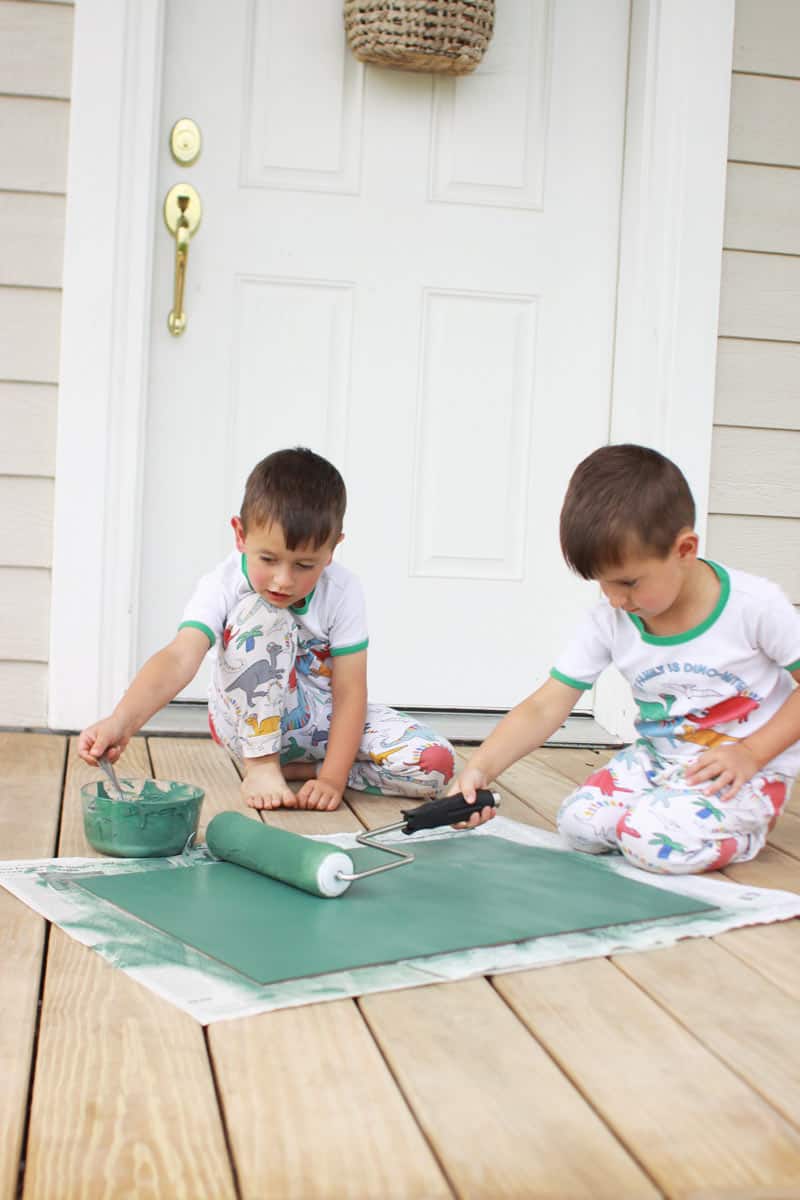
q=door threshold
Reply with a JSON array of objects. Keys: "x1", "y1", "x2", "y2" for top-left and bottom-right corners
[{"x1": 143, "y1": 703, "x2": 622, "y2": 748}]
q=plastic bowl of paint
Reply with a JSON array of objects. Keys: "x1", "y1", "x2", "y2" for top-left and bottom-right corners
[{"x1": 80, "y1": 779, "x2": 204, "y2": 857}]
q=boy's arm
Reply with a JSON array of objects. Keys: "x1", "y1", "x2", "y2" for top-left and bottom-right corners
[
  {"x1": 295, "y1": 650, "x2": 367, "y2": 811},
  {"x1": 78, "y1": 627, "x2": 211, "y2": 764},
  {"x1": 686, "y1": 668, "x2": 800, "y2": 799},
  {"x1": 450, "y1": 677, "x2": 582, "y2": 820}
]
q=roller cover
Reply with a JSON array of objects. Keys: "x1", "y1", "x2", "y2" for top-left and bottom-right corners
[{"x1": 205, "y1": 812, "x2": 355, "y2": 898}]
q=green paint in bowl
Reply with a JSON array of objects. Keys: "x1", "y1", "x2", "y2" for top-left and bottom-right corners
[{"x1": 80, "y1": 779, "x2": 204, "y2": 857}]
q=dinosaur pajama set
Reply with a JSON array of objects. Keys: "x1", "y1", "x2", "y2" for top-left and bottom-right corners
[
  {"x1": 552, "y1": 562, "x2": 800, "y2": 874},
  {"x1": 179, "y1": 551, "x2": 455, "y2": 796}
]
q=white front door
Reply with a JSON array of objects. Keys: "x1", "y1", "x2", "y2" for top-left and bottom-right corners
[{"x1": 138, "y1": 0, "x2": 628, "y2": 709}]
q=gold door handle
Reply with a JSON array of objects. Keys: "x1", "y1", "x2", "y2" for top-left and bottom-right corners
[{"x1": 163, "y1": 183, "x2": 202, "y2": 336}]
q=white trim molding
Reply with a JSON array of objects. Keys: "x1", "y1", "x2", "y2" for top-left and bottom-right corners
[
  {"x1": 49, "y1": 0, "x2": 165, "y2": 729},
  {"x1": 49, "y1": 0, "x2": 735, "y2": 733},
  {"x1": 595, "y1": 0, "x2": 735, "y2": 740}
]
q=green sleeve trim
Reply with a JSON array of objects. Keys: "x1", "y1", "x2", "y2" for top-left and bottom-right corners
[
  {"x1": 550, "y1": 667, "x2": 592, "y2": 692},
  {"x1": 330, "y1": 638, "x2": 369, "y2": 657},
  {"x1": 785, "y1": 658, "x2": 800, "y2": 673},
  {"x1": 178, "y1": 620, "x2": 215, "y2": 648}
]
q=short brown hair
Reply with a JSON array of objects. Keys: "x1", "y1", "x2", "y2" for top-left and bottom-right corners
[
  {"x1": 240, "y1": 447, "x2": 346, "y2": 549},
  {"x1": 560, "y1": 444, "x2": 695, "y2": 579}
]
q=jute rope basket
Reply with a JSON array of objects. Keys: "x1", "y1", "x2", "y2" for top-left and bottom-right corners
[{"x1": 344, "y1": 1, "x2": 495, "y2": 76}]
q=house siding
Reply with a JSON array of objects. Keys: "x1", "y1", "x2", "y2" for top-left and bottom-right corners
[
  {"x1": 0, "y1": 0, "x2": 72, "y2": 725},
  {"x1": 708, "y1": 0, "x2": 800, "y2": 611},
  {"x1": 0, "y1": 1, "x2": 795, "y2": 728}
]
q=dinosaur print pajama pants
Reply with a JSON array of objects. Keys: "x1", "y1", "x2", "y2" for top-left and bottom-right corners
[
  {"x1": 206, "y1": 595, "x2": 455, "y2": 798},
  {"x1": 556, "y1": 741, "x2": 792, "y2": 874}
]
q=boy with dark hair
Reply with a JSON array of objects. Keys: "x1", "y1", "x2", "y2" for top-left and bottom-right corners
[
  {"x1": 453, "y1": 443, "x2": 800, "y2": 874},
  {"x1": 80, "y1": 447, "x2": 456, "y2": 811}
]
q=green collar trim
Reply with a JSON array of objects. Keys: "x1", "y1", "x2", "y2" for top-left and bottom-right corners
[
  {"x1": 241, "y1": 553, "x2": 251, "y2": 588},
  {"x1": 290, "y1": 590, "x2": 315, "y2": 614},
  {"x1": 627, "y1": 560, "x2": 730, "y2": 645}
]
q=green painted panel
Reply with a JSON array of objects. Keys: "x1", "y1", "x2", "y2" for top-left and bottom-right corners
[{"x1": 77, "y1": 837, "x2": 715, "y2": 986}]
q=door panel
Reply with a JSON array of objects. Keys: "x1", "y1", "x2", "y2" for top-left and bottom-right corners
[{"x1": 139, "y1": 0, "x2": 627, "y2": 708}]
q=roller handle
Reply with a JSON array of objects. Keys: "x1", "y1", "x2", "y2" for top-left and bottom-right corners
[{"x1": 400, "y1": 789, "x2": 498, "y2": 835}]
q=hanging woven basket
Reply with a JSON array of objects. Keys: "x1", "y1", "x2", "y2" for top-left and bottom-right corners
[{"x1": 344, "y1": 1, "x2": 495, "y2": 76}]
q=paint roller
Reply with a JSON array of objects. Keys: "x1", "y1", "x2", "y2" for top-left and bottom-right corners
[{"x1": 205, "y1": 789, "x2": 500, "y2": 898}]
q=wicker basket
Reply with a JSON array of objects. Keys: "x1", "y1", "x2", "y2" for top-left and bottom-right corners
[{"x1": 344, "y1": 1, "x2": 495, "y2": 76}]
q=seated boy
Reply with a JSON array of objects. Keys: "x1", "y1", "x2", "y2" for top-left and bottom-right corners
[
  {"x1": 452, "y1": 443, "x2": 800, "y2": 874},
  {"x1": 80, "y1": 447, "x2": 455, "y2": 810}
]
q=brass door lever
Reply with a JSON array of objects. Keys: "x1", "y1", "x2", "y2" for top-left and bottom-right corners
[{"x1": 163, "y1": 183, "x2": 202, "y2": 336}]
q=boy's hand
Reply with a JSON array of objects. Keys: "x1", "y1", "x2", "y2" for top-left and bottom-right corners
[
  {"x1": 684, "y1": 743, "x2": 761, "y2": 801},
  {"x1": 241, "y1": 763, "x2": 297, "y2": 810},
  {"x1": 78, "y1": 718, "x2": 129, "y2": 766},
  {"x1": 295, "y1": 777, "x2": 343, "y2": 811},
  {"x1": 447, "y1": 766, "x2": 496, "y2": 829}
]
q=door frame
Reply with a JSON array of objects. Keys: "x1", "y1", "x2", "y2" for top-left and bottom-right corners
[{"x1": 49, "y1": 0, "x2": 735, "y2": 732}]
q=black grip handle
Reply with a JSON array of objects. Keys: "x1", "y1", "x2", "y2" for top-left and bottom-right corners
[{"x1": 400, "y1": 789, "x2": 499, "y2": 835}]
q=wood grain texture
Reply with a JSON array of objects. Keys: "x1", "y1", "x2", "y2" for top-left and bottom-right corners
[
  {"x1": 0, "y1": 382, "x2": 57, "y2": 475},
  {"x1": 361, "y1": 978, "x2": 659, "y2": 1198},
  {"x1": 717, "y1": 920, "x2": 800, "y2": 1000},
  {"x1": 723, "y1": 842, "x2": 800, "y2": 892},
  {"x1": 209, "y1": 1001, "x2": 452, "y2": 1200},
  {"x1": 0, "y1": 286, "x2": 61, "y2": 382},
  {"x1": 706, "y1": 514, "x2": 800, "y2": 603},
  {"x1": 0, "y1": 97, "x2": 69, "y2": 193},
  {"x1": 719, "y1": 250, "x2": 800, "y2": 342},
  {"x1": 21, "y1": 735, "x2": 238, "y2": 1199},
  {"x1": 0, "y1": 733, "x2": 64, "y2": 1200},
  {"x1": 729, "y1": 74, "x2": 800, "y2": 167},
  {"x1": 715, "y1": 337, "x2": 800, "y2": 430},
  {"x1": 710, "y1": 426, "x2": 800, "y2": 517},
  {"x1": 0, "y1": 1, "x2": 73, "y2": 99},
  {"x1": 724, "y1": 163, "x2": 800, "y2": 255},
  {"x1": 496, "y1": 956, "x2": 800, "y2": 1196},
  {"x1": 0, "y1": 192, "x2": 66, "y2": 288},
  {"x1": 733, "y1": 0, "x2": 800, "y2": 76},
  {"x1": 617, "y1": 938, "x2": 800, "y2": 1131},
  {"x1": 24, "y1": 926, "x2": 236, "y2": 1200}
]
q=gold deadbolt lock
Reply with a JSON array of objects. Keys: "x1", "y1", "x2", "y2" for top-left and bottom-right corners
[
  {"x1": 163, "y1": 183, "x2": 202, "y2": 336},
  {"x1": 170, "y1": 118, "x2": 202, "y2": 166}
]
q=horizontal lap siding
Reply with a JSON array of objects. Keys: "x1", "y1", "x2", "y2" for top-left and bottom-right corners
[
  {"x1": 710, "y1": 0, "x2": 800, "y2": 611},
  {"x1": 0, "y1": 1, "x2": 73, "y2": 726}
]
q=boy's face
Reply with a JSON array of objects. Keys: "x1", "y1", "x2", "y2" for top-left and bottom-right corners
[
  {"x1": 594, "y1": 531, "x2": 699, "y2": 623},
  {"x1": 232, "y1": 518, "x2": 341, "y2": 608}
]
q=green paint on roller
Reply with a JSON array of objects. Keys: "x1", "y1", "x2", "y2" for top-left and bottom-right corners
[{"x1": 206, "y1": 812, "x2": 355, "y2": 897}]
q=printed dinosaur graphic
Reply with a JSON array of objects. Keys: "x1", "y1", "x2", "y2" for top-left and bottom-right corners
[
  {"x1": 244, "y1": 714, "x2": 281, "y2": 737},
  {"x1": 685, "y1": 694, "x2": 760, "y2": 728},
  {"x1": 224, "y1": 642, "x2": 285, "y2": 704},
  {"x1": 584, "y1": 767, "x2": 633, "y2": 797}
]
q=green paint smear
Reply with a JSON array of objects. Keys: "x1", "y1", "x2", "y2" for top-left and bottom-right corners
[
  {"x1": 77, "y1": 836, "x2": 715, "y2": 985},
  {"x1": 81, "y1": 780, "x2": 204, "y2": 857}
]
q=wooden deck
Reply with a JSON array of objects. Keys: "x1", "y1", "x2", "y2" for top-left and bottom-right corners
[{"x1": 5, "y1": 730, "x2": 800, "y2": 1199}]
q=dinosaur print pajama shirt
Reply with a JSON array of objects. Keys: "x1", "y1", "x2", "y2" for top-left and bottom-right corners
[
  {"x1": 551, "y1": 562, "x2": 800, "y2": 874},
  {"x1": 179, "y1": 551, "x2": 455, "y2": 797}
]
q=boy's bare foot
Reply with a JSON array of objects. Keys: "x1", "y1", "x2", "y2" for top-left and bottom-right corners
[
  {"x1": 282, "y1": 762, "x2": 318, "y2": 782},
  {"x1": 241, "y1": 762, "x2": 296, "y2": 810}
]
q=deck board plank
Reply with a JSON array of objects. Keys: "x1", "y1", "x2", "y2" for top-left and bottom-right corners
[
  {"x1": 209, "y1": 1001, "x2": 453, "y2": 1200},
  {"x1": 23, "y1": 738, "x2": 236, "y2": 1200},
  {"x1": 360, "y1": 978, "x2": 660, "y2": 1198},
  {"x1": 496, "y1": 957, "x2": 800, "y2": 1197},
  {"x1": 616, "y1": 939, "x2": 800, "y2": 1132},
  {"x1": 0, "y1": 732, "x2": 65, "y2": 1200}
]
